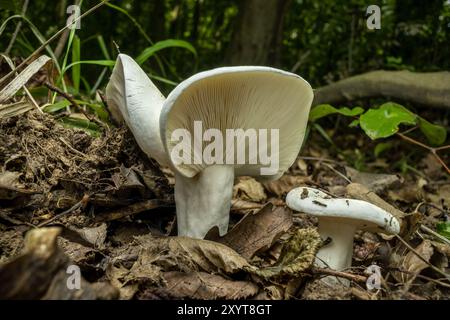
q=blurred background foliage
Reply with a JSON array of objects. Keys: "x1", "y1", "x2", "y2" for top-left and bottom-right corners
[{"x1": 1, "y1": 0, "x2": 449, "y2": 94}]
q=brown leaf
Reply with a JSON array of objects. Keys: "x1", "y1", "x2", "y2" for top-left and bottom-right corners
[
  {"x1": 106, "y1": 265, "x2": 139, "y2": 300},
  {"x1": 426, "y1": 184, "x2": 450, "y2": 208},
  {"x1": 233, "y1": 176, "x2": 267, "y2": 202},
  {"x1": 150, "y1": 271, "x2": 259, "y2": 299},
  {"x1": 263, "y1": 175, "x2": 310, "y2": 197},
  {"x1": 231, "y1": 199, "x2": 263, "y2": 213},
  {"x1": 42, "y1": 271, "x2": 118, "y2": 300},
  {"x1": 147, "y1": 237, "x2": 253, "y2": 274},
  {"x1": 60, "y1": 223, "x2": 108, "y2": 249},
  {"x1": 210, "y1": 204, "x2": 293, "y2": 260},
  {"x1": 0, "y1": 227, "x2": 118, "y2": 299},
  {"x1": 431, "y1": 241, "x2": 450, "y2": 258},
  {"x1": 394, "y1": 240, "x2": 434, "y2": 283},
  {"x1": 345, "y1": 167, "x2": 402, "y2": 193}
]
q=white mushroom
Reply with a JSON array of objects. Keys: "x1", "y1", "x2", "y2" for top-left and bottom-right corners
[
  {"x1": 105, "y1": 58, "x2": 313, "y2": 239},
  {"x1": 160, "y1": 67, "x2": 314, "y2": 239},
  {"x1": 105, "y1": 54, "x2": 169, "y2": 166},
  {"x1": 286, "y1": 187, "x2": 400, "y2": 284}
]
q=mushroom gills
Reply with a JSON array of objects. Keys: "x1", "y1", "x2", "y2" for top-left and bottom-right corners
[{"x1": 174, "y1": 164, "x2": 234, "y2": 239}]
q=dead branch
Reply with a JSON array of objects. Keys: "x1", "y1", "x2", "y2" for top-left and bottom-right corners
[{"x1": 313, "y1": 70, "x2": 450, "y2": 110}]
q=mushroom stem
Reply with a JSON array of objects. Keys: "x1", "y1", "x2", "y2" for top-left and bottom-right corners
[
  {"x1": 315, "y1": 218, "x2": 356, "y2": 285},
  {"x1": 175, "y1": 165, "x2": 234, "y2": 239}
]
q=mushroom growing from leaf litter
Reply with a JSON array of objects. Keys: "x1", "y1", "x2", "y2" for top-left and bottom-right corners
[
  {"x1": 286, "y1": 187, "x2": 400, "y2": 285},
  {"x1": 106, "y1": 55, "x2": 314, "y2": 239},
  {"x1": 160, "y1": 66, "x2": 313, "y2": 239}
]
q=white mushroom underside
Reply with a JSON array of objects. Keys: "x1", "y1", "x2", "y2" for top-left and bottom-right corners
[{"x1": 161, "y1": 68, "x2": 314, "y2": 179}]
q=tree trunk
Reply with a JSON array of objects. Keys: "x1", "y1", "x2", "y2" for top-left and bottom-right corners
[
  {"x1": 313, "y1": 70, "x2": 450, "y2": 110},
  {"x1": 225, "y1": 0, "x2": 290, "y2": 66}
]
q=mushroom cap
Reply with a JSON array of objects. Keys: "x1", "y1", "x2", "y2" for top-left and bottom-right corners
[
  {"x1": 286, "y1": 187, "x2": 400, "y2": 234},
  {"x1": 106, "y1": 54, "x2": 168, "y2": 166},
  {"x1": 160, "y1": 66, "x2": 314, "y2": 179}
]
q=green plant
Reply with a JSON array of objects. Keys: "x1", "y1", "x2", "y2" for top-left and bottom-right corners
[
  {"x1": 436, "y1": 222, "x2": 450, "y2": 240},
  {"x1": 309, "y1": 102, "x2": 449, "y2": 174}
]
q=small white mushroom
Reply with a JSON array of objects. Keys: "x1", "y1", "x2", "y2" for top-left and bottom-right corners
[
  {"x1": 161, "y1": 67, "x2": 314, "y2": 239},
  {"x1": 286, "y1": 187, "x2": 400, "y2": 285}
]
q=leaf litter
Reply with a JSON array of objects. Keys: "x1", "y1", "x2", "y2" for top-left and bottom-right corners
[{"x1": 0, "y1": 106, "x2": 449, "y2": 300}]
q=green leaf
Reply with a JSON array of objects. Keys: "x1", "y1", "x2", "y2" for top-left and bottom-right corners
[
  {"x1": 104, "y1": 1, "x2": 167, "y2": 76},
  {"x1": 313, "y1": 123, "x2": 334, "y2": 145},
  {"x1": 308, "y1": 104, "x2": 364, "y2": 122},
  {"x1": 136, "y1": 39, "x2": 197, "y2": 65},
  {"x1": 148, "y1": 74, "x2": 178, "y2": 86},
  {"x1": 417, "y1": 117, "x2": 447, "y2": 146},
  {"x1": 374, "y1": 142, "x2": 393, "y2": 157},
  {"x1": 360, "y1": 102, "x2": 417, "y2": 140},
  {"x1": 59, "y1": 117, "x2": 101, "y2": 137},
  {"x1": 436, "y1": 222, "x2": 450, "y2": 240},
  {"x1": 72, "y1": 35, "x2": 81, "y2": 93},
  {"x1": 0, "y1": 15, "x2": 61, "y2": 72},
  {"x1": 44, "y1": 99, "x2": 109, "y2": 122},
  {"x1": 43, "y1": 100, "x2": 71, "y2": 113},
  {"x1": 63, "y1": 60, "x2": 116, "y2": 72},
  {"x1": 349, "y1": 119, "x2": 360, "y2": 128},
  {"x1": 96, "y1": 35, "x2": 111, "y2": 60}
]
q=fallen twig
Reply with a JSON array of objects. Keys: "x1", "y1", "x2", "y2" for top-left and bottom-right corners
[
  {"x1": 311, "y1": 267, "x2": 368, "y2": 283},
  {"x1": 43, "y1": 81, "x2": 104, "y2": 127},
  {"x1": 420, "y1": 224, "x2": 450, "y2": 246},
  {"x1": 397, "y1": 132, "x2": 450, "y2": 175},
  {"x1": 95, "y1": 199, "x2": 168, "y2": 222},
  {"x1": 37, "y1": 195, "x2": 89, "y2": 227}
]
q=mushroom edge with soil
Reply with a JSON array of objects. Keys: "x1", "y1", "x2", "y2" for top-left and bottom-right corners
[{"x1": 285, "y1": 186, "x2": 400, "y2": 285}]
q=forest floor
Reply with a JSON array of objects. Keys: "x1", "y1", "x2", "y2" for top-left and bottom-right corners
[{"x1": 0, "y1": 108, "x2": 449, "y2": 300}]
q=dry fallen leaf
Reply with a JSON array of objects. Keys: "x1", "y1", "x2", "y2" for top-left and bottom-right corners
[
  {"x1": 263, "y1": 175, "x2": 310, "y2": 197},
  {"x1": 148, "y1": 236, "x2": 253, "y2": 274},
  {"x1": 233, "y1": 176, "x2": 267, "y2": 202},
  {"x1": 426, "y1": 184, "x2": 450, "y2": 208},
  {"x1": 210, "y1": 204, "x2": 293, "y2": 260},
  {"x1": 231, "y1": 198, "x2": 263, "y2": 212},
  {"x1": 394, "y1": 240, "x2": 434, "y2": 283},
  {"x1": 0, "y1": 227, "x2": 118, "y2": 299},
  {"x1": 431, "y1": 241, "x2": 450, "y2": 258},
  {"x1": 345, "y1": 166, "x2": 402, "y2": 193},
  {"x1": 106, "y1": 265, "x2": 139, "y2": 300},
  {"x1": 149, "y1": 271, "x2": 259, "y2": 299}
]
